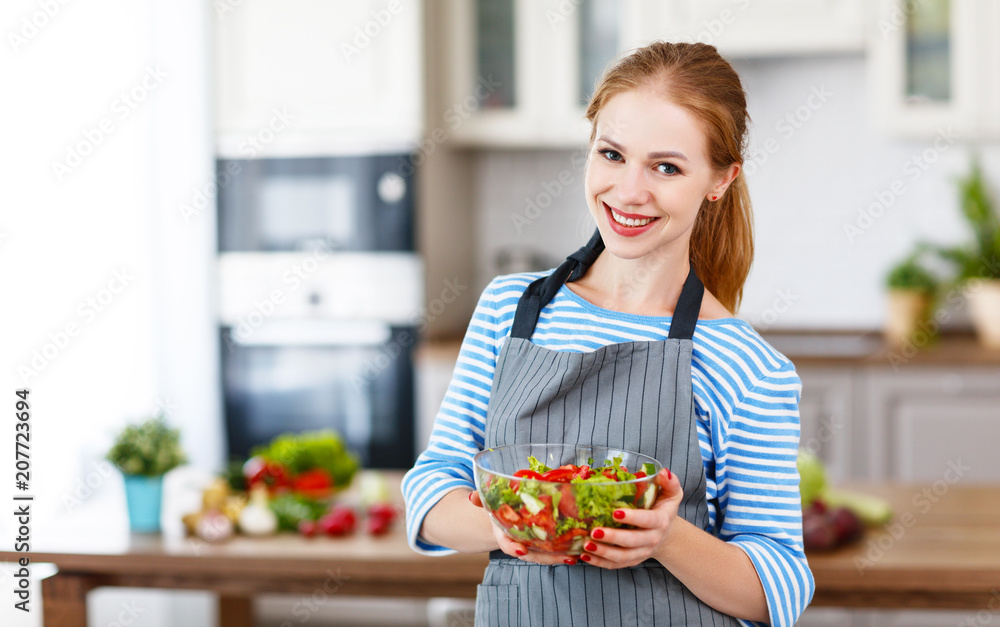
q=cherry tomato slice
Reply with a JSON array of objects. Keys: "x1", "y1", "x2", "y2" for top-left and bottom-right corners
[
  {"x1": 513, "y1": 469, "x2": 544, "y2": 481},
  {"x1": 541, "y1": 468, "x2": 575, "y2": 483}
]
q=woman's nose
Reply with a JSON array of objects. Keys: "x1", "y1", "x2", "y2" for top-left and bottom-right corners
[{"x1": 617, "y1": 165, "x2": 651, "y2": 206}]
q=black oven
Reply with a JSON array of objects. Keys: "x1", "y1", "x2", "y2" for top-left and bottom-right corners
[{"x1": 220, "y1": 321, "x2": 416, "y2": 468}]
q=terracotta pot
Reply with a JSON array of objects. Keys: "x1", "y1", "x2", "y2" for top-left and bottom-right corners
[
  {"x1": 884, "y1": 289, "x2": 932, "y2": 349},
  {"x1": 966, "y1": 279, "x2": 1000, "y2": 349}
]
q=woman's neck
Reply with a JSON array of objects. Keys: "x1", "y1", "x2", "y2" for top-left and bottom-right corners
[{"x1": 570, "y1": 245, "x2": 691, "y2": 317}]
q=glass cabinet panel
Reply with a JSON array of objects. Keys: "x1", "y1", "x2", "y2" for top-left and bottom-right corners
[
  {"x1": 476, "y1": 0, "x2": 516, "y2": 109},
  {"x1": 578, "y1": 0, "x2": 620, "y2": 106},
  {"x1": 905, "y1": 0, "x2": 951, "y2": 103}
]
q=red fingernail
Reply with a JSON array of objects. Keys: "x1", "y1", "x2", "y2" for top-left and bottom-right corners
[
  {"x1": 564, "y1": 558, "x2": 577, "y2": 565},
  {"x1": 613, "y1": 510, "x2": 625, "y2": 520},
  {"x1": 584, "y1": 542, "x2": 597, "y2": 552},
  {"x1": 667, "y1": 469, "x2": 672, "y2": 480},
  {"x1": 468, "y1": 492, "x2": 474, "y2": 501},
  {"x1": 515, "y1": 549, "x2": 526, "y2": 556},
  {"x1": 580, "y1": 554, "x2": 592, "y2": 562},
  {"x1": 592, "y1": 528, "x2": 604, "y2": 539}
]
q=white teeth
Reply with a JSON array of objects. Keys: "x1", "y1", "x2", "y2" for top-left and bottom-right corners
[{"x1": 610, "y1": 208, "x2": 653, "y2": 227}]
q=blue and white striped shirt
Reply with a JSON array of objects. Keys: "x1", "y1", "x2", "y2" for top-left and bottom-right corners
[{"x1": 403, "y1": 272, "x2": 815, "y2": 627}]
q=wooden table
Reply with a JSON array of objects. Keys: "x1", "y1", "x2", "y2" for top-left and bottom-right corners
[
  {"x1": 807, "y1": 483, "x2": 1000, "y2": 610},
  {"x1": 4, "y1": 482, "x2": 999, "y2": 626}
]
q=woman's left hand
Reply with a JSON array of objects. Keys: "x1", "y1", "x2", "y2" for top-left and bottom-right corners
[{"x1": 580, "y1": 468, "x2": 683, "y2": 569}]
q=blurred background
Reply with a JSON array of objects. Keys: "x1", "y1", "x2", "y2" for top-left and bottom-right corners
[{"x1": 2, "y1": 0, "x2": 999, "y2": 625}]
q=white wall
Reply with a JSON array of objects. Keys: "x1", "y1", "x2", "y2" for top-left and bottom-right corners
[
  {"x1": 1, "y1": 0, "x2": 219, "y2": 624},
  {"x1": 472, "y1": 54, "x2": 993, "y2": 330}
]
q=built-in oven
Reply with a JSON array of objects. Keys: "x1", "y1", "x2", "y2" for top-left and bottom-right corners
[{"x1": 216, "y1": 153, "x2": 421, "y2": 469}]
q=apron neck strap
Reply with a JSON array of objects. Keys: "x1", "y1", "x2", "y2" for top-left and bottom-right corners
[{"x1": 510, "y1": 229, "x2": 704, "y2": 340}]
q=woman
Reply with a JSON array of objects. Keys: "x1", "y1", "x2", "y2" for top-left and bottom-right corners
[{"x1": 403, "y1": 41, "x2": 813, "y2": 626}]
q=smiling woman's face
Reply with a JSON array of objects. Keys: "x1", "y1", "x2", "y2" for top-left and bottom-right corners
[{"x1": 585, "y1": 85, "x2": 732, "y2": 262}]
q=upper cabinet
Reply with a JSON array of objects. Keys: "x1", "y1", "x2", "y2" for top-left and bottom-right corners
[
  {"x1": 648, "y1": 0, "x2": 865, "y2": 57},
  {"x1": 445, "y1": 0, "x2": 865, "y2": 147},
  {"x1": 444, "y1": 0, "x2": 645, "y2": 147},
  {"x1": 214, "y1": 0, "x2": 423, "y2": 156},
  {"x1": 869, "y1": 0, "x2": 997, "y2": 138}
]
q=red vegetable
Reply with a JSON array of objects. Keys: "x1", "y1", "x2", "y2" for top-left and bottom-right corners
[
  {"x1": 292, "y1": 468, "x2": 334, "y2": 499},
  {"x1": 558, "y1": 484, "x2": 578, "y2": 519},
  {"x1": 319, "y1": 505, "x2": 356, "y2": 536},
  {"x1": 540, "y1": 467, "x2": 575, "y2": 483}
]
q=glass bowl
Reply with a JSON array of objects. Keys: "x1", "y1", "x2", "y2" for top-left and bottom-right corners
[{"x1": 473, "y1": 443, "x2": 662, "y2": 555}]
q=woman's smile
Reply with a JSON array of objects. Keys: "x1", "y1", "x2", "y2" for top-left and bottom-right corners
[{"x1": 603, "y1": 201, "x2": 661, "y2": 237}]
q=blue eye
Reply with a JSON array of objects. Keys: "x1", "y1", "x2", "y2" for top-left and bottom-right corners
[
  {"x1": 598, "y1": 148, "x2": 622, "y2": 162},
  {"x1": 657, "y1": 163, "x2": 679, "y2": 175}
]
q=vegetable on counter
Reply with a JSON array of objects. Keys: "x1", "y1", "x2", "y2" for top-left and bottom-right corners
[
  {"x1": 251, "y1": 430, "x2": 359, "y2": 491},
  {"x1": 238, "y1": 486, "x2": 278, "y2": 536},
  {"x1": 798, "y1": 450, "x2": 892, "y2": 551}
]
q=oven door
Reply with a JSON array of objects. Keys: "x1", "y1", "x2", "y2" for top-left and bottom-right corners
[{"x1": 221, "y1": 320, "x2": 415, "y2": 469}]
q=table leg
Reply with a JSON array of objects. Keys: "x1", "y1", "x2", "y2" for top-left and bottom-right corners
[
  {"x1": 41, "y1": 572, "x2": 96, "y2": 627},
  {"x1": 219, "y1": 594, "x2": 254, "y2": 627}
]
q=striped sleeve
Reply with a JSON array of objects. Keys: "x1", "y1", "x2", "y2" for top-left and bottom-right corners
[
  {"x1": 401, "y1": 278, "x2": 505, "y2": 554},
  {"x1": 716, "y1": 364, "x2": 815, "y2": 627}
]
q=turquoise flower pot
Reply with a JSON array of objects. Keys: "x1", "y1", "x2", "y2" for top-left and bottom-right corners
[{"x1": 123, "y1": 474, "x2": 164, "y2": 533}]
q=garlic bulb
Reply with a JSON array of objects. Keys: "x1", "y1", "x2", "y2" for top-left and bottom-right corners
[{"x1": 238, "y1": 486, "x2": 278, "y2": 536}]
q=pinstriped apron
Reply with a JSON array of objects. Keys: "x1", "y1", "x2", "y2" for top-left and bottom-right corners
[{"x1": 475, "y1": 230, "x2": 740, "y2": 626}]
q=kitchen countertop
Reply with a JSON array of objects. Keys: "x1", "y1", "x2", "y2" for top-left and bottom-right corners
[{"x1": 418, "y1": 331, "x2": 1000, "y2": 367}]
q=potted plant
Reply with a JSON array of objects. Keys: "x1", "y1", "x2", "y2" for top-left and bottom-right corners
[
  {"x1": 884, "y1": 250, "x2": 938, "y2": 349},
  {"x1": 939, "y1": 157, "x2": 1000, "y2": 348},
  {"x1": 107, "y1": 414, "x2": 187, "y2": 533}
]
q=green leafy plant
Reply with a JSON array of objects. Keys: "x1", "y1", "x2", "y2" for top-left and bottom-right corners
[
  {"x1": 939, "y1": 157, "x2": 1000, "y2": 281},
  {"x1": 885, "y1": 252, "x2": 938, "y2": 292},
  {"x1": 251, "y1": 430, "x2": 359, "y2": 489},
  {"x1": 107, "y1": 415, "x2": 187, "y2": 476}
]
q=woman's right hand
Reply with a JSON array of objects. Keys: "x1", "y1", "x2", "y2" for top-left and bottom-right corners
[{"x1": 468, "y1": 491, "x2": 580, "y2": 566}]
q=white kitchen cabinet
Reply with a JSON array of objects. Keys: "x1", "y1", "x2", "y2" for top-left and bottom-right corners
[
  {"x1": 646, "y1": 0, "x2": 865, "y2": 57},
  {"x1": 214, "y1": 0, "x2": 423, "y2": 156},
  {"x1": 861, "y1": 366, "x2": 1000, "y2": 481},
  {"x1": 797, "y1": 366, "x2": 860, "y2": 482},
  {"x1": 444, "y1": 0, "x2": 646, "y2": 147},
  {"x1": 868, "y1": 0, "x2": 995, "y2": 138}
]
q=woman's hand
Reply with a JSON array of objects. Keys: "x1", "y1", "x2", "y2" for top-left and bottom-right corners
[
  {"x1": 579, "y1": 468, "x2": 683, "y2": 569},
  {"x1": 469, "y1": 491, "x2": 582, "y2": 566}
]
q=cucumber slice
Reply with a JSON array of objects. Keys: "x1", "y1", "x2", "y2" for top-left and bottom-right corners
[
  {"x1": 642, "y1": 484, "x2": 657, "y2": 509},
  {"x1": 531, "y1": 525, "x2": 547, "y2": 540},
  {"x1": 642, "y1": 463, "x2": 656, "y2": 476},
  {"x1": 520, "y1": 492, "x2": 545, "y2": 515}
]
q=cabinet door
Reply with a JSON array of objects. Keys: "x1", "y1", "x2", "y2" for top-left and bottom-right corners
[
  {"x1": 214, "y1": 0, "x2": 423, "y2": 156},
  {"x1": 868, "y1": 0, "x2": 981, "y2": 138},
  {"x1": 863, "y1": 367, "x2": 1000, "y2": 481},
  {"x1": 642, "y1": 0, "x2": 864, "y2": 57},
  {"x1": 797, "y1": 366, "x2": 859, "y2": 482}
]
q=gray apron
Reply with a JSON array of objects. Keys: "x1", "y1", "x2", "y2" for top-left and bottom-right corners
[{"x1": 476, "y1": 230, "x2": 740, "y2": 626}]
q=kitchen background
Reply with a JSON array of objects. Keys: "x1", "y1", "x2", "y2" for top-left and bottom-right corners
[{"x1": 2, "y1": 0, "x2": 999, "y2": 625}]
